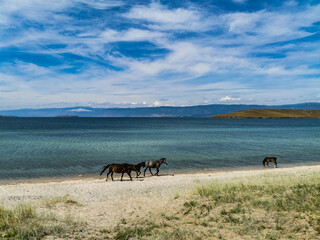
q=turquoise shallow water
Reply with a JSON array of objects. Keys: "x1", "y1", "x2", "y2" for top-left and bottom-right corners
[{"x1": 0, "y1": 117, "x2": 319, "y2": 180}]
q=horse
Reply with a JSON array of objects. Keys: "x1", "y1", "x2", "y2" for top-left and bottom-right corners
[
  {"x1": 262, "y1": 157, "x2": 278, "y2": 168},
  {"x1": 100, "y1": 162, "x2": 146, "y2": 181},
  {"x1": 123, "y1": 162, "x2": 146, "y2": 178},
  {"x1": 100, "y1": 163, "x2": 132, "y2": 181},
  {"x1": 144, "y1": 158, "x2": 168, "y2": 177}
]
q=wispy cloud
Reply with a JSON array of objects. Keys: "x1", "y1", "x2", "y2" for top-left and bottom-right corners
[
  {"x1": 100, "y1": 28, "x2": 165, "y2": 43},
  {"x1": 77, "y1": 0, "x2": 123, "y2": 9},
  {"x1": 124, "y1": 2, "x2": 213, "y2": 31},
  {"x1": 69, "y1": 108, "x2": 92, "y2": 112},
  {"x1": 218, "y1": 96, "x2": 242, "y2": 102},
  {"x1": 0, "y1": 0, "x2": 319, "y2": 110}
]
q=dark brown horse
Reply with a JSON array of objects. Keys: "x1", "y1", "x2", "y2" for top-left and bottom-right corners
[
  {"x1": 123, "y1": 162, "x2": 146, "y2": 177},
  {"x1": 100, "y1": 162, "x2": 145, "y2": 181},
  {"x1": 263, "y1": 157, "x2": 278, "y2": 168},
  {"x1": 144, "y1": 158, "x2": 168, "y2": 176}
]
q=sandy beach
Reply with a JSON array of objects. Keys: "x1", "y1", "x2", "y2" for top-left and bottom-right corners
[{"x1": 1, "y1": 165, "x2": 320, "y2": 232}]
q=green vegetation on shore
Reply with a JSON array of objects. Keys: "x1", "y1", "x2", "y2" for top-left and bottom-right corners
[
  {"x1": 2, "y1": 171, "x2": 320, "y2": 239},
  {"x1": 0, "y1": 196, "x2": 84, "y2": 240},
  {"x1": 110, "y1": 171, "x2": 320, "y2": 240},
  {"x1": 212, "y1": 109, "x2": 320, "y2": 118}
]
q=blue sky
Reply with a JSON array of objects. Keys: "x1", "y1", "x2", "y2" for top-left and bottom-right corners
[{"x1": 0, "y1": 0, "x2": 319, "y2": 110}]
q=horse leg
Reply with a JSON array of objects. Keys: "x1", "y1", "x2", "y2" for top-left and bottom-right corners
[
  {"x1": 111, "y1": 172, "x2": 114, "y2": 181},
  {"x1": 121, "y1": 172, "x2": 124, "y2": 181},
  {"x1": 274, "y1": 162, "x2": 278, "y2": 168},
  {"x1": 106, "y1": 171, "x2": 111, "y2": 181},
  {"x1": 267, "y1": 162, "x2": 269, "y2": 168},
  {"x1": 136, "y1": 170, "x2": 140, "y2": 178},
  {"x1": 128, "y1": 172, "x2": 132, "y2": 181},
  {"x1": 149, "y1": 167, "x2": 153, "y2": 176},
  {"x1": 144, "y1": 167, "x2": 147, "y2": 177},
  {"x1": 155, "y1": 168, "x2": 159, "y2": 176}
]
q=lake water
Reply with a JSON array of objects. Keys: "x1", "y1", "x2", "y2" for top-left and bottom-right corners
[{"x1": 0, "y1": 117, "x2": 319, "y2": 180}]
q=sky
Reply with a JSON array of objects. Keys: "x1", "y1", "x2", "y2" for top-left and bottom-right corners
[{"x1": 0, "y1": 0, "x2": 319, "y2": 110}]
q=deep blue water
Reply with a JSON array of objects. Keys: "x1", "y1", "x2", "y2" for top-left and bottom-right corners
[{"x1": 0, "y1": 117, "x2": 319, "y2": 180}]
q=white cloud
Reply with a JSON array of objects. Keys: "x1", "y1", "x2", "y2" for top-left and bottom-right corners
[
  {"x1": 121, "y1": 42, "x2": 218, "y2": 76},
  {"x1": 0, "y1": 1, "x2": 319, "y2": 110},
  {"x1": 232, "y1": 0, "x2": 246, "y2": 4},
  {"x1": 222, "y1": 4, "x2": 320, "y2": 45},
  {"x1": 190, "y1": 63, "x2": 211, "y2": 75},
  {"x1": 226, "y1": 12, "x2": 261, "y2": 33},
  {"x1": 218, "y1": 96, "x2": 242, "y2": 102},
  {"x1": 100, "y1": 28, "x2": 165, "y2": 43},
  {"x1": 76, "y1": 0, "x2": 123, "y2": 9},
  {"x1": 69, "y1": 108, "x2": 92, "y2": 112},
  {"x1": 258, "y1": 65, "x2": 320, "y2": 76},
  {"x1": 152, "y1": 101, "x2": 162, "y2": 107},
  {"x1": 126, "y1": 2, "x2": 199, "y2": 24},
  {"x1": 124, "y1": 2, "x2": 212, "y2": 31}
]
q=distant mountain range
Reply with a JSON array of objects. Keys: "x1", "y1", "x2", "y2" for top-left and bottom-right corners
[{"x1": 1, "y1": 103, "x2": 320, "y2": 117}]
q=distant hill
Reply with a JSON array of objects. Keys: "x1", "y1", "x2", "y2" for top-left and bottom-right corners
[
  {"x1": 212, "y1": 109, "x2": 320, "y2": 118},
  {"x1": 1, "y1": 102, "x2": 320, "y2": 117}
]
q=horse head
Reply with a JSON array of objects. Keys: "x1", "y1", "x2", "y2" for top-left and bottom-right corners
[{"x1": 161, "y1": 158, "x2": 168, "y2": 165}]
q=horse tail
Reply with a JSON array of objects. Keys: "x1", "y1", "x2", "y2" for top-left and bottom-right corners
[{"x1": 100, "y1": 164, "x2": 110, "y2": 175}]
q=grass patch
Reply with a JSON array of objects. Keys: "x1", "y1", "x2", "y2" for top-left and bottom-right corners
[
  {"x1": 105, "y1": 171, "x2": 320, "y2": 239},
  {"x1": 113, "y1": 222, "x2": 160, "y2": 240},
  {"x1": 159, "y1": 212, "x2": 180, "y2": 221},
  {"x1": 0, "y1": 204, "x2": 84, "y2": 239},
  {"x1": 0, "y1": 204, "x2": 53, "y2": 239},
  {"x1": 191, "y1": 173, "x2": 320, "y2": 238},
  {"x1": 43, "y1": 195, "x2": 80, "y2": 207},
  {"x1": 197, "y1": 181, "x2": 320, "y2": 213}
]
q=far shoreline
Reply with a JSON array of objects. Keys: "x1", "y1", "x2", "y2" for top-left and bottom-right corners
[{"x1": 1, "y1": 162, "x2": 320, "y2": 185}]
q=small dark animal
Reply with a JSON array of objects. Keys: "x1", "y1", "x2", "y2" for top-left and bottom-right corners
[
  {"x1": 123, "y1": 162, "x2": 146, "y2": 178},
  {"x1": 144, "y1": 158, "x2": 168, "y2": 177},
  {"x1": 263, "y1": 157, "x2": 278, "y2": 168},
  {"x1": 100, "y1": 162, "x2": 146, "y2": 181},
  {"x1": 100, "y1": 163, "x2": 132, "y2": 181}
]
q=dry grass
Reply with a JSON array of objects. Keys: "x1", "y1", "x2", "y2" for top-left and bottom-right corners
[
  {"x1": 0, "y1": 203, "x2": 85, "y2": 239},
  {"x1": 42, "y1": 195, "x2": 81, "y2": 207},
  {"x1": 106, "y1": 171, "x2": 320, "y2": 240},
  {"x1": 2, "y1": 170, "x2": 320, "y2": 239}
]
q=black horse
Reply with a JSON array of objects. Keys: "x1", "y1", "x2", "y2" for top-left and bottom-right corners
[
  {"x1": 100, "y1": 162, "x2": 145, "y2": 181},
  {"x1": 262, "y1": 157, "x2": 278, "y2": 168},
  {"x1": 123, "y1": 162, "x2": 145, "y2": 177},
  {"x1": 144, "y1": 158, "x2": 168, "y2": 176}
]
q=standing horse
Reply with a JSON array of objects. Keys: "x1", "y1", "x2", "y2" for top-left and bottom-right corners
[
  {"x1": 123, "y1": 162, "x2": 146, "y2": 177},
  {"x1": 262, "y1": 157, "x2": 278, "y2": 168},
  {"x1": 100, "y1": 162, "x2": 146, "y2": 181},
  {"x1": 144, "y1": 158, "x2": 168, "y2": 176},
  {"x1": 100, "y1": 163, "x2": 133, "y2": 181}
]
